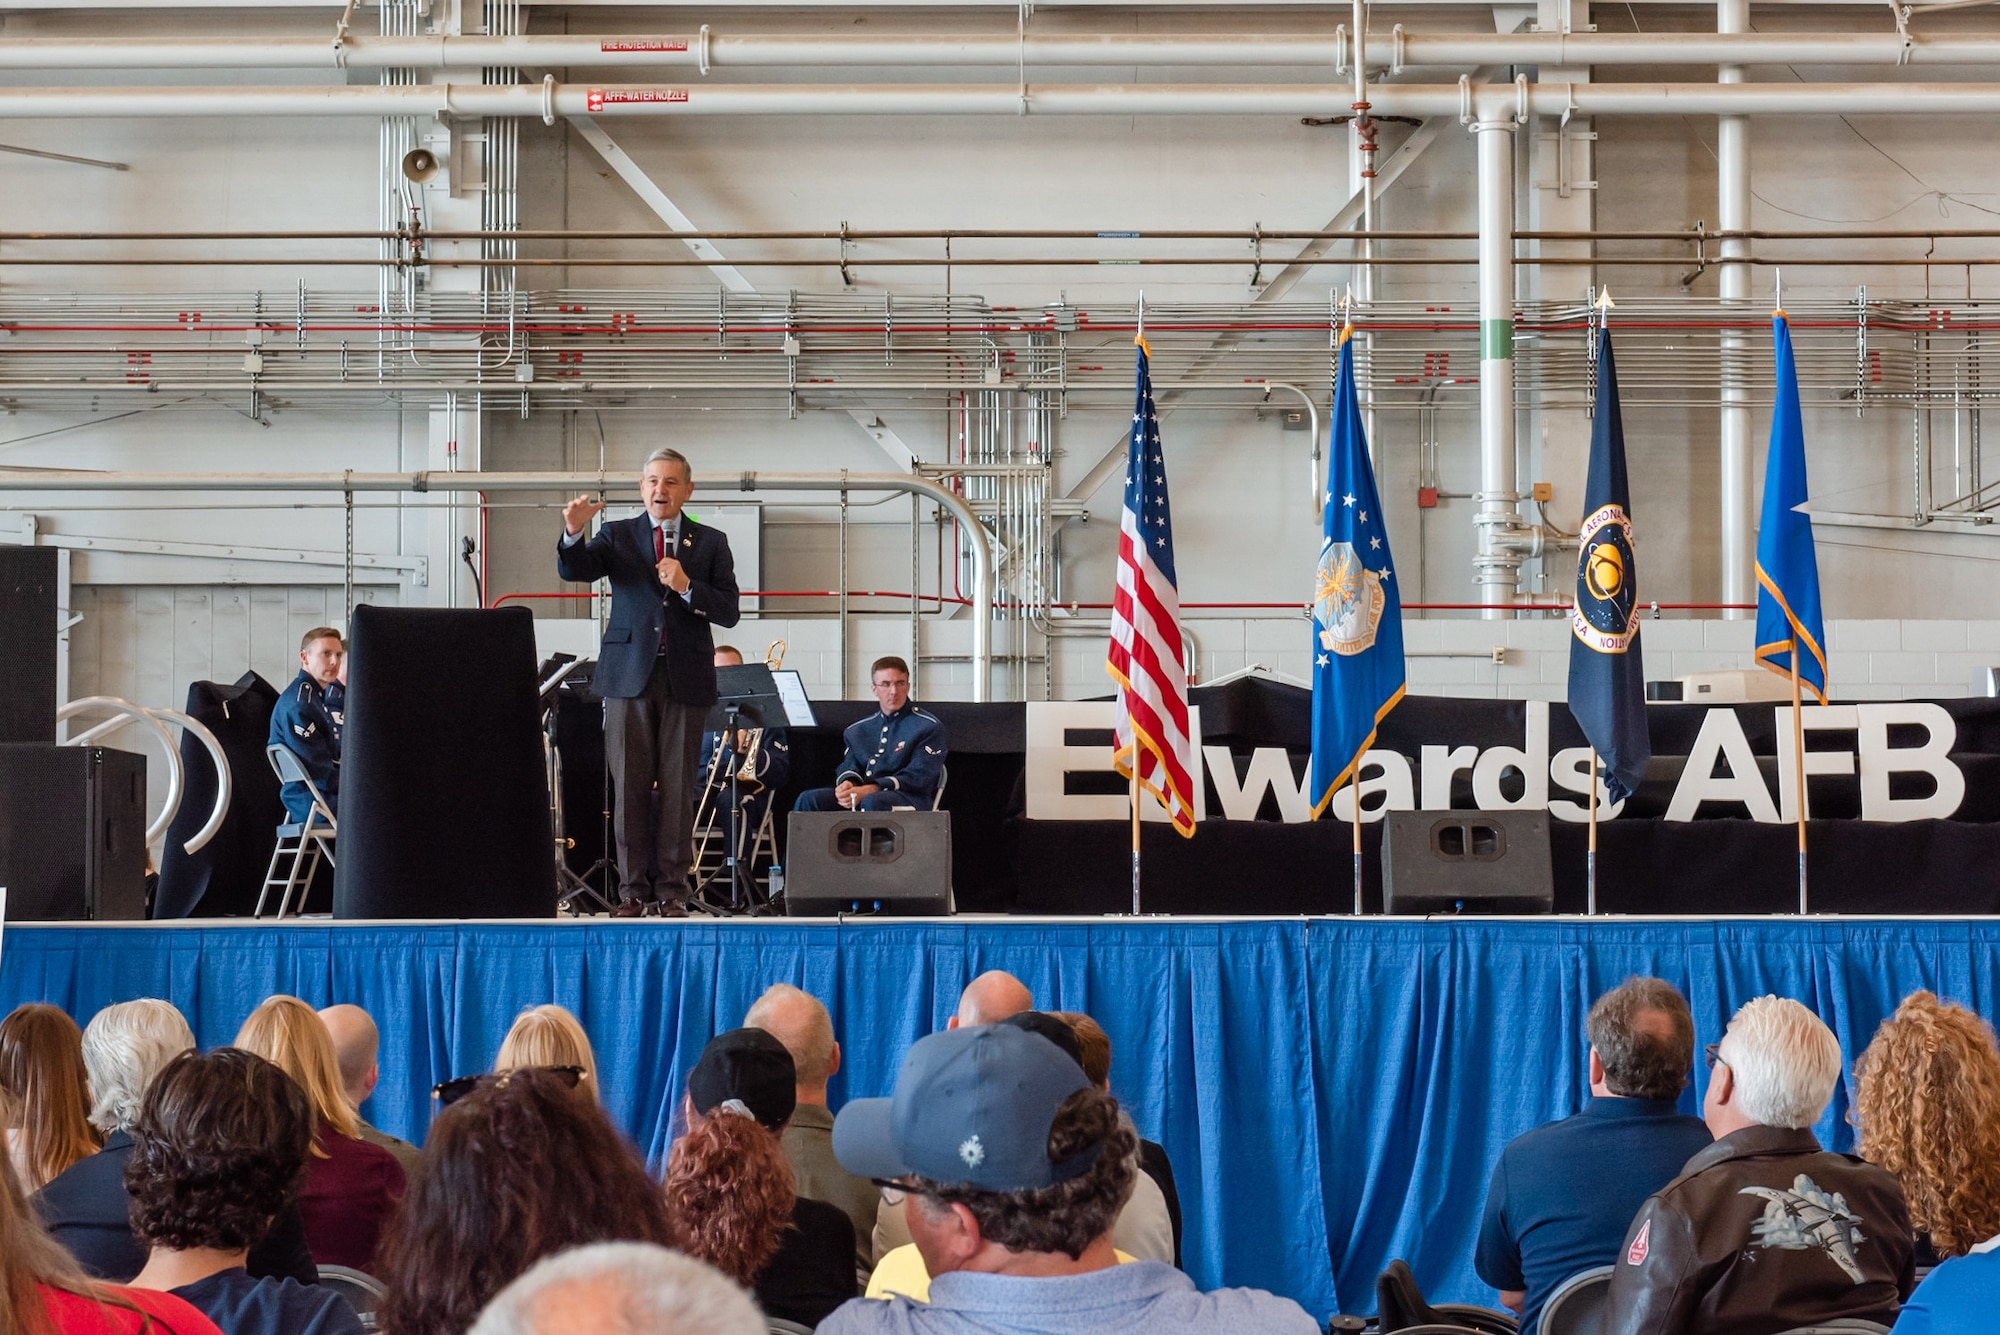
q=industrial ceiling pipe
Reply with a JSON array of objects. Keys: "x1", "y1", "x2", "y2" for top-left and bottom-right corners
[
  {"x1": 14, "y1": 82, "x2": 2000, "y2": 117},
  {"x1": 9, "y1": 31, "x2": 2000, "y2": 70},
  {"x1": 0, "y1": 469, "x2": 996, "y2": 702}
]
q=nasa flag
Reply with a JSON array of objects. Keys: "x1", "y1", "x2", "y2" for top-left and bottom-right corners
[
  {"x1": 1309, "y1": 324, "x2": 1406, "y2": 816},
  {"x1": 1566, "y1": 325, "x2": 1651, "y2": 803}
]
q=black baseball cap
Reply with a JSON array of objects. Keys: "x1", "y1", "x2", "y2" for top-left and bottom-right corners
[{"x1": 688, "y1": 1028, "x2": 796, "y2": 1132}]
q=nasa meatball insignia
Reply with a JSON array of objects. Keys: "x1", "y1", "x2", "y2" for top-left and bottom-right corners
[{"x1": 1572, "y1": 502, "x2": 1639, "y2": 654}]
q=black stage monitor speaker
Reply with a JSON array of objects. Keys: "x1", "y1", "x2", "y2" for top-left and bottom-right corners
[
  {"x1": 0, "y1": 744, "x2": 148, "y2": 920},
  {"x1": 0, "y1": 547, "x2": 58, "y2": 745},
  {"x1": 333, "y1": 605, "x2": 556, "y2": 919},
  {"x1": 1381, "y1": 809, "x2": 1554, "y2": 915},
  {"x1": 785, "y1": 810, "x2": 953, "y2": 916}
]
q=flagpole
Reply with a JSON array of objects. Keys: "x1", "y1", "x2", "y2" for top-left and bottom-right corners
[
  {"x1": 1587, "y1": 750, "x2": 1600, "y2": 915},
  {"x1": 1791, "y1": 647, "x2": 1808, "y2": 914},
  {"x1": 1131, "y1": 767, "x2": 1143, "y2": 917},
  {"x1": 1352, "y1": 778, "x2": 1365, "y2": 916}
]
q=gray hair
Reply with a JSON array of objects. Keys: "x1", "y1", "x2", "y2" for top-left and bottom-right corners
[
  {"x1": 467, "y1": 1242, "x2": 765, "y2": 1335},
  {"x1": 644, "y1": 448, "x2": 692, "y2": 481},
  {"x1": 1720, "y1": 995, "x2": 1844, "y2": 1130},
  {"x1": 81, "y1": 999, "x2": 195, "y2": 1133},
  {"x1": 1586, "y1": 977, "x2": 1696, "y2": 1102},
  {"x1": 743, "y1": 984, "x2": 836, "y2": 1086}
]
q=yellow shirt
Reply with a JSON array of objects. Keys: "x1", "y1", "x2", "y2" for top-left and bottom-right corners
[{"x1": 864, "y1": 1244, "x2": 1138, "y2": 1303}]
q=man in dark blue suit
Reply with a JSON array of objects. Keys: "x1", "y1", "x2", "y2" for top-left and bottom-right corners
[
  {"x1": 267, "y1": 626, "x2": 345, "y2": 822},
  {"x1": 793, "y1": 656, "x2": 947, "y2": 812},
  {"x1": 557, "y1": 448, "x2": 740, "y2": 916}
]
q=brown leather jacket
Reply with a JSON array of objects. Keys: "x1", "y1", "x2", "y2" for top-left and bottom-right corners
[{"x1": 1604, "y1": 1124, "x2": 1915, "y2": 1335}]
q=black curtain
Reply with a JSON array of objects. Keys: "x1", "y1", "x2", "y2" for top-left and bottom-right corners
[{"x1": 154, "y1": 673, "x2": 286, "y2": 919}]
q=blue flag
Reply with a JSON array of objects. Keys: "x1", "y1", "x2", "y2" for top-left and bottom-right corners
[
  {"x1": 1754, "y1": 310, "x2": 1829, "y2": 702},
  {"x1": 1566, "y1": 326, "x2": 1650, "y2": 803},
  {"x1": 1310, "y1": 326, "x2": 1406, "y2": 816}
]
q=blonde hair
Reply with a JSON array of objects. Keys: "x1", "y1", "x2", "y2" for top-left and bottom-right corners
[
  {"x1": 233, "y1": 996, "x2": 360, "y2": 1144},
  {"x1": 1854, "y1": 991, "x2": 2000, "y2": 1256},
  {"x1": 496, "y1": 1006, "x2": 599, "y2": 1103},
  {"x1": 1719, "y1": 995, "x2": 1843, "y2": 1131}
]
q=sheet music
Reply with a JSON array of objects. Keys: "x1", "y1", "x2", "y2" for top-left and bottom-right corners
[{"x1": 771, "y1": 670, "x2": 817, "y2": 727}]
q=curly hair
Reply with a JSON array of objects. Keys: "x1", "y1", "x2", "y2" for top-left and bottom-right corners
[
  {"x1": 374, "y1": 1068, "x2": 671, "y2": 1335},
  {"x1": 912, "y1": 1087, "x2": 1136, "y2": 1261},
  {"x1": 0, "y1": 1004, "x2": 103, "y2": 1194},
  {"x1": 662, "y1": 1109, "x2": 795, "y2": 1287},
  {"x1": 1854, "y1": 990, "x2": 2000, "y2": 1256},
  {"x1": 127, "y1": 1048, "x2": 314, "y2": 1254}
]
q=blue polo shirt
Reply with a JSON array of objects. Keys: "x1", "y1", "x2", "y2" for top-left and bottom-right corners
[
  {"x1": 1891, "y1": 1238, "x2": 2000, "y2": 1335},
  {"x1": 1474, "y1": 1095, "x2": 1712, "y2": 1335}
]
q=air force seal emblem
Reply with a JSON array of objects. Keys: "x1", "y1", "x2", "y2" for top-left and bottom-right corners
[
  {"x1": 1572, "y1": 503, "x2": 1639, "y2": 654},
  {"x1": 1315, "y1": 541, "x2": 1386, "y2": 656}
]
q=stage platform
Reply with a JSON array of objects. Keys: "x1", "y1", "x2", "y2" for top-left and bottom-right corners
[{"x1": 5, "y1": 914, "x2": 1995, "y2": 1320}]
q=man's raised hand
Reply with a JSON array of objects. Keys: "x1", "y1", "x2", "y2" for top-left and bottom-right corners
[{"x1": 562, "y1": 494, "x2": 606, "y2": 536}]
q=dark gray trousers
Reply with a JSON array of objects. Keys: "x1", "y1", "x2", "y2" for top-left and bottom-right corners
[{"x1": 605, "y1": 656, "x2": 706, "y2": 902}]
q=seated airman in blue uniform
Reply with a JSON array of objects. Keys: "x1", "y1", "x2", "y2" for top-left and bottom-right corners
[
  {"x1": 793, "y1": 655, "x2": 946, "y2": 812},
  {"x1": 268, "y1": 626, "x2": 345, "y2": 823}
]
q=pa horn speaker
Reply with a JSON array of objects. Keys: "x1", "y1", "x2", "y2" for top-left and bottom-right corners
[{"x1": 401, "y1": 148, "x2": 440, "y2": 184}]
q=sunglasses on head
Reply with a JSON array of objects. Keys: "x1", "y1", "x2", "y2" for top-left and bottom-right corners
[{"x1": 432, "y1": 1064, "x2": 586, "y2": 1108}]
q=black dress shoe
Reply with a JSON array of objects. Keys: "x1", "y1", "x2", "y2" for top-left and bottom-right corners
[
  {"x1": 611, "y1": 899, "x2": 650, "y2": 919},
  {"x1": 656, "y1": 899, "x2": 689, "y2": 919}
]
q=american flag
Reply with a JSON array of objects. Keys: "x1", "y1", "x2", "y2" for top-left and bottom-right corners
[{"x1": 1107, "y1": 335, "x2": 1197, "y2": 837}]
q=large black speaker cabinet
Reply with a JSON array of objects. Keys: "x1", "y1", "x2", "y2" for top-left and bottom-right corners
[
  {"x1": 0, "y1": 744, "x2": 148, "y2": 920},
  {"x1": 0, "y1": 547, "x2": 58, "y2": 745},
  {"x1": 1381, "y1": 810, "x2": 1554, "y2": 915},
  {"x1": 785, "y1": 810, "x2": 954, "y2": 916},
  {"x1": 333, "y1": 605, "x2": 555, "y2": 919}
]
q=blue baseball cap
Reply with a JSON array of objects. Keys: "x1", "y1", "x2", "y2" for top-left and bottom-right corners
[{"x1": 832, "y1": 1024, "x2": 1094, "y2": 1192}]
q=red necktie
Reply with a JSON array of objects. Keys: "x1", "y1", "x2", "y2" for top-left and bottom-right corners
[{"x1": 655, "y1": 523, "x2": 665, "y2": 562}]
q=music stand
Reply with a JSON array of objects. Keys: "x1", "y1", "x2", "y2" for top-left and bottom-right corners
[
  {"x1": 538, "y1": 656, "x2": 613, "y2": 917},
  {"x1": 697, "y1": 664, "x2": 789, "y2": 915}
]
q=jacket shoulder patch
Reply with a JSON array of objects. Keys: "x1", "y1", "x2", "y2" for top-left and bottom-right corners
[{"x1": 1626, "y1": 1218, "x2": 1652, "y2": 1266}]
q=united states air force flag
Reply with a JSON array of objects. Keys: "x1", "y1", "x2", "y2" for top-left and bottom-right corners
[
  {"x1": 1310, "y1": 324, "x2": 1406, "y2": 816},
  {"x1": 1754, "y1": 308, "x2": 1829, "y2": 702},
  {"x1": 1566, "y1": 325, "x2": 1651, "y2": 803}
]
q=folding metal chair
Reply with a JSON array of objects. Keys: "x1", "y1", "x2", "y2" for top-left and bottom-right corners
[
  {"x1": 257, "y1": 743, "x2": 337, "y2": 919},
  {"x1": 1539, "y1": 1265, "x2": 1613, "y2": 1335}
]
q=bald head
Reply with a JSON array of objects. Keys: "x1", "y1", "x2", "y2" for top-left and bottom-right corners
[
  {"x1": 743, "y1": 983, "x2": 840, "y2": 1103},
  {"x1": 318, "y1": 1004, "x2": 380, "y2": 1108},
  {"x1": 950, "y1": 971, "x2": 1033, "y2": 1029}
]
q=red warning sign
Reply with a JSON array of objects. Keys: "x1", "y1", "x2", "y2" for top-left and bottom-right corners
[
  {"x1": 599, "y1": 39, "x2": 689, "y2": 53},
  {"x1": 584, "y1": 88, "x2": 690, "y2": 112}
]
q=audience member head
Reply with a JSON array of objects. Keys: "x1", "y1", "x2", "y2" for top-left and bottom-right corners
[
  {"x1": 1002, "y1": 1013, "x2": 1085, "y2": 1069},
  {"x1": 834, "y1": 1024, "x2": 1135, "y2": 1277},
  {"x1": 1586, "y1": 977, "x2": 1697, "y2": 1102},
  {"x1": 949, "y1": 970, "x2": 1033, "y2": 1029},
  {"x1": 743, "y1": 984, "x2": 840, "y2": 1103},
  {"x1": 664, "y1": 1030, "x2": 798, "y2": 1287},
  {"x1": 232, "y1": 995, "x2": 360, "y2": 1142},
  {"x1": 376, "y1": 1068, "x2": 671, "y2": 1335},
  {"x1": 0, "y1": 1003, "x2": 102, "y2": 1193},
  {"x1": 713, "y1": 646, "x2": 745, "y2": 668},
  {"x1": 317, "y1": 1003, "x2": 382, "y2": 1111},
  {"x1": 467, "y1": 1242, "x2": 766, "y2": 1335},
  {"x1": 495, "y1": 1005, "x2": 600, "y2": 1104},
  {"x1": 1048, "y1": 1012, "x2": 1111, "y2": 1090},
  {"x1": 1707, "y1": 995, "x2": 1842, "y2": 1139},
  {"x1": 127, "y1": 1048, "x2": 314, "y2": 1259},
  {"x1": 1854, "y1": 990, "x2": 2000, "y2": 1256},
  {"x1": 80, "y1": 999, "x2": 196, "y2": 1136}
]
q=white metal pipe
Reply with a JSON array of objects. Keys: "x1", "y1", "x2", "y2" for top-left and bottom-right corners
[
  {"x1": 1474, "y1": 121, "x2": 1524, "y2": 620},
  {"x1": 17, "y1": 81, "x2": 2000, "y2": 118},
  {"x1": 151, "y1": 706, "x2": 233, "y2": 855},
  {"x1": 11, "y1": 32, "x2": 2000, "y2": 70},
  {"x1": 58, "y1": 696, "x2": 184, "y2": 850},
  {"x1": 1717, "y1": 0, "x2": 1756, "y2": 619},
  {"x1": 0, "y1": 469, "x2": 996, "y2": 702}
]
